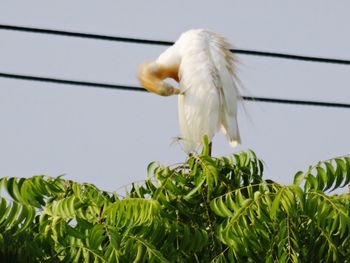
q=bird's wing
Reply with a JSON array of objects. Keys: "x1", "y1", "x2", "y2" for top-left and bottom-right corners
[
  {"x1": 179, "y1": 69, "x2": 221, "y2": 152},
  {"x1": 208, "y1": 32, "x2": 241, "y2": 145},
  {"x1": 178, "y1": 32, "x2": 221, "y2": 152}
]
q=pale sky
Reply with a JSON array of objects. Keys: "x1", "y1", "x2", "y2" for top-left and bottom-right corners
[{"x1": 0, "y1": 1, "x2": 349, "y2": 193}]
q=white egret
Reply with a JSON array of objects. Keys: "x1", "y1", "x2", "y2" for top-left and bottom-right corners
[{"x1": 138, "y1": 29, "x2": 241, "y2": 154}]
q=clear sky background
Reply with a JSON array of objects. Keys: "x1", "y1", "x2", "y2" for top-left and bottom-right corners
[{"x1": 0, "y1": 1, "x2": 349, "y2": 193}]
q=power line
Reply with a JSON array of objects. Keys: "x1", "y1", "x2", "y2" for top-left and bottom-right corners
[
  {"x1": 0, "y1": 72, "x2": 142, "y2": 92},
  {"x1": 232, "y1": 50, "x2": 350, "y2": 65},
  {"x1": 1, "y1": 24, "x2": 349, "y2": 108},
  {"x1": 0, "y1": 24, "x2": 173, "y2": 46},
  {"x1": 242, "y1": 96, "x2": 350, "y2": 108},
  {"x1": 1, "y1": 72, "x2": 350, "y2": 109},
  {"x1": 1, "y1": 24, "x2": 350, "y2": 65}
]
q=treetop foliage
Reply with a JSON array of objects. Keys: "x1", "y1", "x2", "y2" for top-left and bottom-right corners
[{"x1": 0, "y1": 139, "x2": 349, "y2": 262}]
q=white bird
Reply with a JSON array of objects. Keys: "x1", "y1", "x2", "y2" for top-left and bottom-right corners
[{"x1": 138, "y1": 29, "x2": 241, "y2": 154}]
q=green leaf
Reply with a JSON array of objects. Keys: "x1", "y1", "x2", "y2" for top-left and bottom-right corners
[
  {"x1": 90, "y1": 224, "x2": 105, "y2": 250},
  {"x1": 184, "y1": 177, "x2": 204, "y2": 200},
  {"x1": 333, "y1": 159, "x2": 346, "y2": 190},
  {"x1": 147, "y1": 161, "x2": 157, "y2": 177},
  {"x1": 293, "y1": 171, "x2": 304, "y2": 185},
  {"x1": 271, "y1": 189, "x2": 283, "y2": 219},
  {"x1": 201, "y1": 135, "x2": 210, "y2": 156},
  {"x1": 6, "y1": 177, "x2": 23, "y2": 203},
  {"x1": 2, "y1": 201, "x2": 20, "y2": 229},
  {"x1": 133, "y1": 242, "x2": 145, "y2": 262},
  {"x1": 316, "y1": 166, "x2": 327, "y2": 191},
  {"x1": 217, "y1": 197, "x2": 233, "y2": 217},
  {"x1": 0, "y1": 151, "x2": 349, "y2": 262}
]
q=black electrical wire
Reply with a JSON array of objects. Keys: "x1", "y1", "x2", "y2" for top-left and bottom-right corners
[
  {"x1": 1, "y1": 24, "x2": 350, "y2": 65},
  {"x1": 0, "y1": 72, "x2": 142, "y2": 92},
  {"x1": 1, "y1": 72, "x2": 349, "y2": 109}
]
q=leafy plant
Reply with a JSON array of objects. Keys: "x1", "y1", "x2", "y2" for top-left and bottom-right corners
[{"x1": 0, "y1": 140, "x2": 349, "y2": 262}]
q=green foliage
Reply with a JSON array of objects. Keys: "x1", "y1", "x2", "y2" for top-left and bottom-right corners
[{"x1": 0, "y1": 142, "x2": 349, "y2": 262}]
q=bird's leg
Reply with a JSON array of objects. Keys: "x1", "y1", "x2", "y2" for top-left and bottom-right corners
[
  {"x1": 208, "y1": 142, "x2": 212, "y2": 156},
  {"x1": 138, "y1": 61, "x2": 181, "y2": 96}
]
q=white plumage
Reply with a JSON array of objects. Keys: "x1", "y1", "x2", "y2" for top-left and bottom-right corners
[{"x1": 139, "y1": 29, "x2": 241, "y2": 153}]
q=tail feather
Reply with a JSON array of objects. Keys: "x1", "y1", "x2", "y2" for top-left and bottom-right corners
[{"x1": 221, "y1": 114, "x2": 240, "y2": 148}]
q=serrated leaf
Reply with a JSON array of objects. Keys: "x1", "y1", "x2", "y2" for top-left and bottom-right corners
[
  {"x1": 184, "y1": 178, "x2": 204, "y2": 200},
  {"x1": 271, "y1": 189, "x2": 283, "y2": 219},
  {"x1": 147, "y1": 161, "x2": 157, "y2": 177},
  {"x1": 316, "y1": 166, "x2": 327, "y2": 191},
  {"x1": 90, "y1": 224, "x2": 105, "y2": 250},
  {"x1": 293, "y1": 171, "x2": 304, "y2": 185},
  {"x1": 6, "y1": 178, "x2": 23, "y2": 203},
  {"x1": 217, "y1": 197, "x2": 233, "y2": 217}
]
